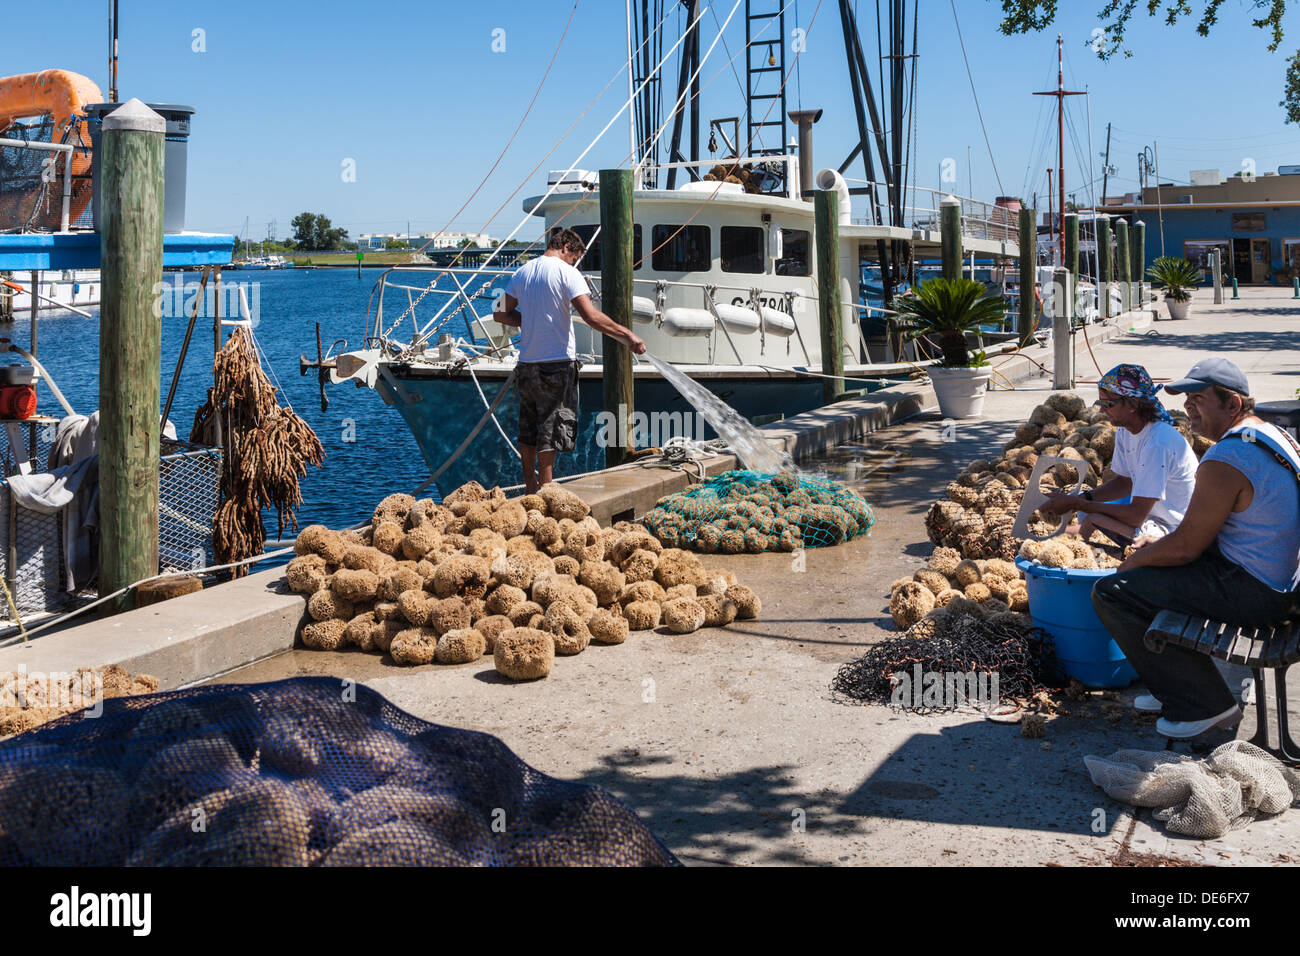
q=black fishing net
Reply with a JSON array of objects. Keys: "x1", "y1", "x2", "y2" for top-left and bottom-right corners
[
  {"x1": 831, "y1": 614, "x2": 1062, "y2": 714},
  {"x1": 0, "y1": 677, "x2": 678, "y2": 867}
]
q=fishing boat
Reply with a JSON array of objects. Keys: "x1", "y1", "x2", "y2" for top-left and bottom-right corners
[{"x1": 322, "y1": 1, "x2": 1024, "y2": 493}]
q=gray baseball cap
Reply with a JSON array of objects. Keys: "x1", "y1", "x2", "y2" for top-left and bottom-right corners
[{"x1": 1164, "y1": 357, "x2": 1251, "y2": 396}]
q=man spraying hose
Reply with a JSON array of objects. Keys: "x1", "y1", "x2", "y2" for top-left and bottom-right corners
[{"x1": 495, "y1": 228, "x2": 646, "y2": 493}]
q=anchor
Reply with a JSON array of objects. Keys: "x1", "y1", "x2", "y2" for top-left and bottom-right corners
[{"x1": 299, "y1": 322, "x2": 341, "y2": 412}]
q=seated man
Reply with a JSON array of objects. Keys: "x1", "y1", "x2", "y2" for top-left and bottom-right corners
[
  {"x1": 1041, "y1": 364, "x2": 1197, "y2": 545},
  {"x1": 1092, "y1": 358, "x2": 1300, "y2": 739}
]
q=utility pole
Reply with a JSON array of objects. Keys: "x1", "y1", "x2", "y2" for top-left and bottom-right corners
[
  {"x1": 1101, "y1": 122, "x2": 1112, "y2": 205},
  {"x1": 1034, "y1": 35, "x2": 1086, "y2": 267}
]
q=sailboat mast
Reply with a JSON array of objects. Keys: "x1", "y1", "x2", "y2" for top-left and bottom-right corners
[
  {"x1": 1033, "y1": 34, "x2": 1085, "y2": 268},
  {"x1": 1056, "y1": 35, "x2": 1065, "y2": 265},
  {"x1": 626, "y1": 0, "x2": 638, "y2": 175}
]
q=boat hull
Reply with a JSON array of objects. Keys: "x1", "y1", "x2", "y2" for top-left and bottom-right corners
[{"x1": 385, "y1": 367, "x2": 851, "y2": 494}]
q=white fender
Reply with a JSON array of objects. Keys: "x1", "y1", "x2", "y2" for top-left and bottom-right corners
[
  {"x1": 713, "y1": 303, "x2": 760, "y2": 334},
  {"x1": 660, "y1": 307, "x2": 715, "y2": 337},
  {"x1": 759, "y1": 306, "x2": 796, "y2": 337},
  {"x1": 631, "y1": 295, "x2": 658, "y2": 324}
]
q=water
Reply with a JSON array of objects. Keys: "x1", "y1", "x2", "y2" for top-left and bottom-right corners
[
  {"x1": 643, "y1": 352, "x2": 796, "y2": 474},
  {"x1": 5, "y1": 268, "x2": 443, "y2": 533}
]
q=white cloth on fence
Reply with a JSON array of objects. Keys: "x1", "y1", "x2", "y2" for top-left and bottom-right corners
[
  {"x1": 1084, "y1": 740, "x2": 1300, "y2": 839},
  {"x1": 10, "y1": 412, "x2": 101, "y2": 591}
]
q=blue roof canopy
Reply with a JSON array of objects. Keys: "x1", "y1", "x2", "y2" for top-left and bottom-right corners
[{"x1": 0, "y1": 232, "x2": 234, "y2": 271}]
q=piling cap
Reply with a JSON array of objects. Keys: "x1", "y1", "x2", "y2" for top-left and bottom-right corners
[{"x1": 101, "y1": 98, "x2": 165, "y2": 134}]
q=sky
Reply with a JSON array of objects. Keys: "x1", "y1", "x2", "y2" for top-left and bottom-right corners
[{"x1": 9, "y1": 0, "x2": 1300, "y2": 241}]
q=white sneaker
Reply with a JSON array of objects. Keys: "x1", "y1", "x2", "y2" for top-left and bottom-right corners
[
  {"x1": 1156, "y1": 706, "x2": 1242, "y2": 740},
  {"x1": 1133, "y1": 693, "x2": 1162, "y2": 713}
]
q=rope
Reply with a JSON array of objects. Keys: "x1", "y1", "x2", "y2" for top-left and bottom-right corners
[
  {"x1": 637, "y1": 436, "x2": 728, "y2": 482},
  {"x1": 465, "y1": 361, "x2": 519, "y2": 459},
  {"x1": 0, "y1": 576, "x2": 28, "y2": 644}
]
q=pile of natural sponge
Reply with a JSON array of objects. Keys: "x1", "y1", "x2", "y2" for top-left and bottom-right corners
[
  {"x1": 0, "y1": 665, "x2": 159, "y2": 738},
  {"x1": 889, "y1": 550, "x2": 1031, "y2": 630},
  {"x1": 287, "y1": 481, "x2": 762, "y2": 681}
]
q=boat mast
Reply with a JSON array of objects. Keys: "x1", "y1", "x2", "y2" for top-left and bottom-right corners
[
  {"x1": 626, "y1": 0, "x2": 639, "y2": 179},
  {"x1": 108, "y1": 0, "x2": 120, "y2": 101},
  {"x1": 1033, "y1": 35, "x2": 1084, "y2": 266}
]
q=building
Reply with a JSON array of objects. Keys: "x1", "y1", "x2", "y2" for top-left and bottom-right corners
[
  {"x1": 356, "y1": 231, "x2": 497, "y2": 250},
  {"x1": 1104, "y1": 167, "x2": 1300, "y2": 283}
]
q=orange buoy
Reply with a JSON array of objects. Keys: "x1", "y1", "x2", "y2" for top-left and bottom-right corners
[{"x1": 0, "y1": 70, "x2": 103, "y2": 230}]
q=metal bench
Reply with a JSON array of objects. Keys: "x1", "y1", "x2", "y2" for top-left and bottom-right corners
[{"x1": 1144, "y1": 610, "x2": 1300, "y2": 762}]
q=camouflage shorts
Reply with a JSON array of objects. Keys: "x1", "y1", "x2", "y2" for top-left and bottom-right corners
[{"x1": 516, "y1": 360, "x2": 580, "y2": 453}]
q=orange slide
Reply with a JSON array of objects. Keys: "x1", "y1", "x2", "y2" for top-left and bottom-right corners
[{"x1": 0, "y1": 69, "x2": 103, "y2": 231}]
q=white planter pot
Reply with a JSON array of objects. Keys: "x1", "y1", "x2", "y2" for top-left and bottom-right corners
[
  {"x1": 929, "y1": 365, "x2": 992, "y2": 419},
  {"x1": 1166, "y1": 298, "x2": 1191, "y2": 320}
]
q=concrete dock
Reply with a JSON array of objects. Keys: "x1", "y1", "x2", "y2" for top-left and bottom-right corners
[{"x1": 4, "y1": 287, "x2": 1298, "y2": 866}]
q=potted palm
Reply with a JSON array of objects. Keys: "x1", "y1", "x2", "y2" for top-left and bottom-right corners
[
  {"x1": 891, "y1": 277, "x2": 1005, "y2": 419},
  {"x1": 1146, "y1": 256, "x2": 1201, "y2": 320}
]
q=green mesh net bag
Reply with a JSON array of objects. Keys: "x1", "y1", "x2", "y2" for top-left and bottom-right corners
[{"x1": 642, "y1": 470, "x2": 875, "y2": 553}]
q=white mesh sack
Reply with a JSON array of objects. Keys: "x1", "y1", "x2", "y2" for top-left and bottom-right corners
[{"x1": 1084, "y1": 741, "x2": 1300, "y2": 839}]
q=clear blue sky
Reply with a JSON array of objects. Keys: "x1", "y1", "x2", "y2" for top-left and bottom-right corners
[{"x1": 11, "y1": 1, "x2": 1300, "y2": 239}]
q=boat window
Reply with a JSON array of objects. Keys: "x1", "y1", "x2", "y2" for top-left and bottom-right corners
[
  {"x1": 651, "y1": 224, "x2": 710, "y2": 272},
  {"x1": 570, "y1": 224, "x2": 642, "y2": 272},
  {"x1": 720, "y1": 226, "x2": 765, "y2": 274},
  {"x1": 775, "y1": 229, "x2": 811, "y2": 276}
]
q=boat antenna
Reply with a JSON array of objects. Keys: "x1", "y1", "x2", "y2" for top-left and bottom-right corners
[{"x1": 108, "y1": 0, "x2": 120, "y2": 102}]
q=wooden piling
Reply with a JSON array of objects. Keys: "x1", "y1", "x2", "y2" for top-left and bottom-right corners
[
  {"x1": 1063, "y1": 213, "x2": 1078, "y2": 278},
  {"x1": 0, "y1": 273, "x2": 11, "y2": 322},
  {"x1": 1052, "y1": 266, "x2": 1074, "y2": 389},
  {"x1": 600, "y1": 168, "x2": 634, "y2": 468},
  {"x1": 814, "y1": 189, "x2": 844, "y2": 404},
  {"x1": 1115, "y1": 220, "x2": 1131, "y2": 314},
  {"x1": 1133, "y1": 221, "x2": 1146, "y2": 309},
  {"x1": 98, "y1": 100, "x2": 164, "y2": 603},
  {"x1": 1097, "y1": 217, "x2": 1112, "y2": 319},
  {"x1": 1017, "y1": 207, "x2": 1035, "y2": 345},
  {"x1": 940, "y1": 196, "x2": 962, "y2": 281}
]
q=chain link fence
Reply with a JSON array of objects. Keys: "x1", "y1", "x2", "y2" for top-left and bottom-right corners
[{"x1": 0, "y1": 430, "x2": 221, "y2": 623}]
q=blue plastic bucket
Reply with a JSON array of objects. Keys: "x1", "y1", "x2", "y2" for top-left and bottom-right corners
[{"x1": 1015, "y1": 557, "x2": 1138, "y2": 688}]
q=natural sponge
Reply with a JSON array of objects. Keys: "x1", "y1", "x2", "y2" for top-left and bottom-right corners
[
  {"x1": 724, "y1": 584, "x2": 761, "y2": 620},
  {"x1": 662, "y1": 596, "x2": 706, "y2": 634},
  {"x1": 538, "y1": 483, "x2": 589, "y2": 521},
  {"x1": 623, "y1": 600, "x2": 661, "y2": 631},
  {"x1": 301, "y1": 618, "x2": 348, "y2": 651},
  {"x1": 435, "y1": 628, "x2": 486, "y2": 664},
  {"x1": 541, "y1": 602, "x2": 591, "y2": 655},
  {"x1": 890, "y1": 582, "x2": 935, "y2": 629},
  {"x1": 390, "y1": 627, "x2": 439, "y2": 665},
  {"x1": 286, "y1": 554, "x2": 327, "y2": 594},
  {"x1": 587, "y1": 608, "x2": 630, "y2": 645},
  {"x1": 494, "y1": 627, "x2": 555, "y2": 681},
  {"x1": 699, "y1": 593, "x2": 738, "y2": 627},
  {"x1": 432, "y1": 554, "x2": 490, "y2": 599}
]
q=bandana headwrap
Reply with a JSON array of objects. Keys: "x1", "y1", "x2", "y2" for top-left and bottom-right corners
[{"x1": 1098, "y1": 364, "x2": 1173, "y2": 424}]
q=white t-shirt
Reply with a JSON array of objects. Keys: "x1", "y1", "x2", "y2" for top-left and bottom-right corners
[
  {"x1": 505, "y1": 254, "x2": 588, "y2": 363},
  {"x1": 1110, "y1": 420, "x2": 1199, "y2": 534}
]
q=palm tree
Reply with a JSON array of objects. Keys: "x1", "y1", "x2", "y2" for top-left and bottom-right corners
[
  {"x1": 1146, "y1": 256, "x2": 1202, "y2": 303},
  {"x1": 890, "y1": 278, "x2": 1007, "y2": 368}
]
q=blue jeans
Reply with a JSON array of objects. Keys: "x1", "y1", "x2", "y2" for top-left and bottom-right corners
[{"x1": 1091, "y1": 549, "x2": 1296, "y2": 721}]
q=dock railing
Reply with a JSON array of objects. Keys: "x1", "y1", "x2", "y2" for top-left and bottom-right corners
[{"x1": 841, "y1": 179, "x2": 1017, "y2": 242}]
